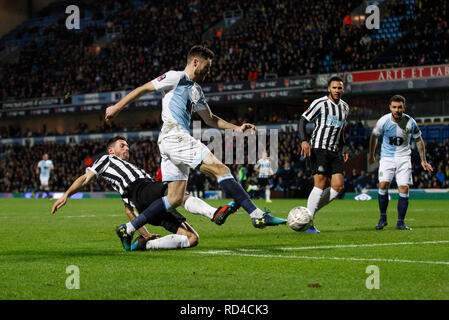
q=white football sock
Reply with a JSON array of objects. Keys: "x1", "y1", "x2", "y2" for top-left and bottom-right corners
[
  {"x1": 265, "y1": 189, "x2": 270, "y2": 200},
  {"x1": 316, "y1": 187, "x2": 331, "y2": 211},
  {"x1": 125, "y1": 222, "x2": 136, "y2": 235},
  {"x1": 249, "y1": 208, "x2": 265, "y2": 219},
  {"x1": 316, "y1": 187, "x2": 340, "y2": 212},
  {"x1": 330, "y1": 188, "x2": 339, "y2": 201},
  {"x1": 145, "y1": 234, "x2": 190, "y2": 250},
  {"x1": 307, "y1": 187, "x2": 324, "y2": 217},
  {"x1": 183, "y1": 196, "x2": 216, "y2": 219}
]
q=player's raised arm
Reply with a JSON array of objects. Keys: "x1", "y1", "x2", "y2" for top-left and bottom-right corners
[
  {"x1": 105, "y1": 81, "x2": 156, "y2": 123},
  {"x1": 196, "y1": 107, "x2": 256, "y2": 132},
  {"x1": 51, "y1": 170, "x2": 96, "y2": 214}
]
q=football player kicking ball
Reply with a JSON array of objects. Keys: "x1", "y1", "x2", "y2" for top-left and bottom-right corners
[
  {"x1": 105, "y1": 45, "x2": 286, "y2": 251},
  {"x1": 51, "y1": 136, "x2": 238, "y2": 251},
  {"x1": 368, "y1": 95, "x2": 433, "y2": 230}
]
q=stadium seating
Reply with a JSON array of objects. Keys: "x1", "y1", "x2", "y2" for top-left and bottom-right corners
[{"x1": 1, "y1": 0, "x2": 448, "y2": 101}]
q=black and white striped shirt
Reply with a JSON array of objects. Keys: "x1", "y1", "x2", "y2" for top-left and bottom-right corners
[
  {"x1": 255, "y1": 158, "x2": 271, "y2": 178},
  {"x1": 301, "y1": 96, "x2": 349, "y2": 152},
  {"x1": 86, "y1": 155, "x2": 154, "y2": 207}
]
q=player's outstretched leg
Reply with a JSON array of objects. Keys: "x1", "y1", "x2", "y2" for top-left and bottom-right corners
[
  {"x1": 376, "y1": 189, "x2": 389, "y2": 230},
  {"x1": 131, "y1": 222, "x2": 198, "y2": 251},
  {"x1": 200, "y1": 154, "x2": 286, "y2": 227},
  {"x1": 396, "y1": 192, "x2": 411, "y2": 230},
  {"x1": 217, "y1": 173, "x2": 286, "y2": 228},
  {"x1": 116, "y1": 223, "x2": 133, "y2": 251},
  {"x1": 116, "y1": 196, "x2": 173, "y2": 251},
  {"x1": 251, "y1": 208, "x2": 287, "y2": 229},
  {"x1": 131, "y1": 234, "x2": 191, "y2": 250}
]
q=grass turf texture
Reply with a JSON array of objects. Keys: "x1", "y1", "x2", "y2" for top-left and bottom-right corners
[{"x1": 0, "y1": 198, "x2": 448, "y2": 300}]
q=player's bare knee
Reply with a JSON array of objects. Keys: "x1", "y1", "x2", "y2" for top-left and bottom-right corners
[
  {"x1": 217, "y1": 164, "x2": 231, "y2": 177},
  {"x1": 315, "y1": 180, "x2": 327, "y2": 190},
  {"x1": 379, "y1": 182, "x2": 390, "y2": 190},
  {"x1": 167, "y1": 194, "x2": 184, "y2": 208},
  {"x1": 332, "y1": 185, "x2": 344, "y2": 193},
  {"x1": 208, "y1": 163, "x2": 230, "y2": 179},
  {"x1": 398, "y1": 185, "x2": 409, "y2": 194},
  {"x1": 188, "y1": 232, "x2": 199, "y2": 247}
]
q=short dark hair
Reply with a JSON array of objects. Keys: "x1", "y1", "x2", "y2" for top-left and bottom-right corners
[
  {"x1": 187, "y1": 45, "x2": 214, "y2": 63},
  {"x1": 106, "y1": 135, "x2": 127, "y2": 150},
  {"x1": 328, "y1": 76, "x2": 344, "y2": 86},
  {"x1": 389, "y1": 94, "x2": 406, "y2": 105}
]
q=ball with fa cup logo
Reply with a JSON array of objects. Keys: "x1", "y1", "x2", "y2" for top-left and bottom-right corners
[{"x1": 287, "y1": 206, "x2": 313, "y2": 231}]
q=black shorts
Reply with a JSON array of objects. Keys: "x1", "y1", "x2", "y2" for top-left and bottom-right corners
[
  {"x1": 128, "y1": 179, "x2": 186, "y2": 233},
  {"x1": 258, "y1": 178, "x2": 269, "y2": 187},
  {"x1": 310, "y1": 148, "x2": 344, "y2": 177}
]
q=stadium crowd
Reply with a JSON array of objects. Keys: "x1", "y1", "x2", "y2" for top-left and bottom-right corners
[
  {"x1": 1, "y1": 0, "x2": 448, "y2": 101},
  {"x1": 378, "y1": 0, "x2": 449, "y2": 68}
]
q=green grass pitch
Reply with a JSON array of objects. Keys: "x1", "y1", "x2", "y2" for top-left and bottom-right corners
[{"x1": 1, "y1": 198, "x2": 448, "y2": 300}]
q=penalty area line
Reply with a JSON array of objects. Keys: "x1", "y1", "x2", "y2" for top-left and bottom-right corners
[
  {"x1": 277, "y1": 240, "x2": 449, "y2": 251},
  {"x1": 196, "y1": 251, "x2": 449, "y2": 265}
]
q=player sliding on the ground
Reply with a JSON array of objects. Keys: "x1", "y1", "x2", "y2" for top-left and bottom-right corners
[
  {"x1": 105, "y1": 45, "x2": 286, "y2": 250},
  {"x1": 368, "y1": 95, "x2": 433, "y2": 230},
  {"x1": 51, "y1": 136, "x2": 238, "y2": 251}
]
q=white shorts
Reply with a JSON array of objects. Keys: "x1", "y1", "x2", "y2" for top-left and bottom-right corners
[
  {"x1": 158, "y1": 129, "x2": 210, "y2": 182},
  {"x1": 378, "y1": 157, "x2": 412, "y2": 186},
  {"x1": 40, "y1": 176, "x2": 49, "y2": 186}
]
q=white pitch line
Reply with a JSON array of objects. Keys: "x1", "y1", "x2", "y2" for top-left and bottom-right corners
[
  {"x1": 196, "y1": 251, "x2": 449, "y2": 265},
  {"x1": 196, "y1": 241, "x2": 449, "y2": 265},
  {"x1": 206, "y1": 241, "x2": 449, "y2": 252},
  {"x1": 277, "y1": 240, "x2": 449, "y2": 251}
]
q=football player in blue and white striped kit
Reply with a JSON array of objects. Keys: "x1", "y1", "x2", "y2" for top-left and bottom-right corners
[
  {"x1": 368, "y1": 95, "x2": 433, "y2": 230},
  {"x1": 105, "y1": 45, "x2": 286, "y2": 249}
]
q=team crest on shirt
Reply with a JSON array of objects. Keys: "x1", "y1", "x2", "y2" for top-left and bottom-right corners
[
  {"x1": 318, "y1": 166, "x2": 325, "y2": 173},
  {"x1": 157, "y1": 74, "x2": 166, "y2": 82}
]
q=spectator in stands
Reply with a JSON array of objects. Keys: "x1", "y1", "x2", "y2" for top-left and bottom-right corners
[{"x1": 435, "y1": 166, "x2": 446, "y2": 186}]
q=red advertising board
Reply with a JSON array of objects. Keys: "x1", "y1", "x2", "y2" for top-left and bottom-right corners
[{"x1": 345, "y1": 64, "x2": 449, "y2": 83}]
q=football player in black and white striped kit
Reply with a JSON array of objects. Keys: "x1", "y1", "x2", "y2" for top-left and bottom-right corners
[
  {"x1": 51, "y1": 136, "x2": 237, "y2": 251},
  {"x1": 298, "y1": 77, "x2": 350, "y2": 233}
]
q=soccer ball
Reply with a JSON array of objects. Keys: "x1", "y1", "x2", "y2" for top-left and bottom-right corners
[{"x1": 287, "y1": 206, "x2": 313, "y2": 231}]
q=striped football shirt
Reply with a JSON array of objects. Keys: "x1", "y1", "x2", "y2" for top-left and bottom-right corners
[
  {"x1": 301, "y1": 95, "x2": 350, "y2": 152},
  {"x1": 87, "y1": 154, "x2": 153, "y2": 207}
]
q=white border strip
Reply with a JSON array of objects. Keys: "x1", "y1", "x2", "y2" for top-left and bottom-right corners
[
  {"x1": 197, "y1": 241, "x2": 449, "y2": 265},
  {"x1": 197, "y1": 251, "x2": 449, "y2": 265},
  {"x1": 277, "y1": 240, "x2": 449, "y2": 251}
]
